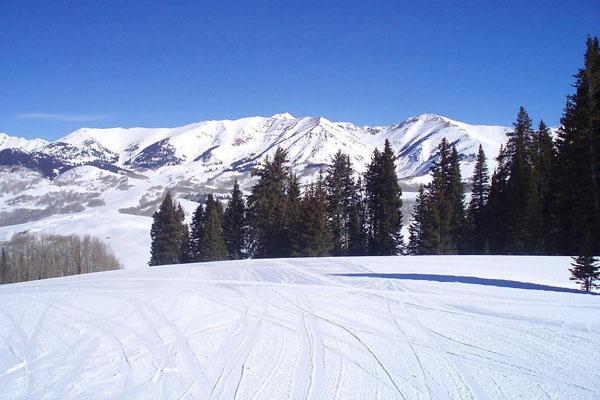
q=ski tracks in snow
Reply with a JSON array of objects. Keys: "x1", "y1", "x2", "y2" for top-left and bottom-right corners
[{"x1": 0, "y1": 256, "x2": 599, "y2": 399}]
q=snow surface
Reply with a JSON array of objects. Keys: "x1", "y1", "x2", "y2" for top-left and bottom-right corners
[{"x1": 0, "y1": 256, "x2": 598, "y2": 399}]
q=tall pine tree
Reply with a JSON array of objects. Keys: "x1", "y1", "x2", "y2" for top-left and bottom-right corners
[
  {"x1": 247, "y1": 148, "x2": 292, "y2": 258},
  {"x1": 325, "y1": 151, "x2": 355, "y2": 256},
  {"x1": 486, "y1": 145, "x2": 511, "y2": 253},
  {"x1": 223, "y1": 180, "x2": 246, "y2": 259},
  {"x1": 505, "y1": 107, "x2": 537, "y2": 254},
  {"x1": 407, "y1": 186, "x2": 426, "y2": 255},
  {"x1": 285, "y1": 172, "x2": 303, "y2": 256},
  {"x1": 552, "y1": 37, "x2": 600, "y2": 254},
  {"x1": 149, "y1": 191, "x2": 188, "y2": 266},
  {"x1": 200, "y1": 195, "x2": 227, "y2": 261},
  {"x1": 296, "y1": 176, "x2": 332, "y2": 257},
  {"x1": 418, "y1": 139, "x2": 465, "y2": 254},
  {"x1": 364, "y1": 139, "x2": 404, "y2": 255},
  {"x1": 449, "y1": 147, "x2": 466, "y2": 251},
  {"x1": 530, "y1": 120, "x2": 555, "y2": 253},
  {"x1": 466, "y1": 145, "x2": 489, "y2": 254},
  {"x1": 189, "y1": 199, "x2": 205, "y2": 262},
  {"x1": 348, "y1": 177, "x2": 368, "y2": 256}
]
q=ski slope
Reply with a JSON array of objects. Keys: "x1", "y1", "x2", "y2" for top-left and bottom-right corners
[{"x1": 0, "y1": 256, "x2": 598, "y2": 399}]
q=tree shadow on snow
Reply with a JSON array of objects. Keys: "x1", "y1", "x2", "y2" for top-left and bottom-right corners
[{"x1": 331, "y1": 273, "x2": 592, "y2": 295}]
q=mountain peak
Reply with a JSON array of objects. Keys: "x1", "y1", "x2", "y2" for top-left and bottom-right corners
[
  {"x1": 0, "y1": 132, "x2": 48, "y2": 152},
  {"x1": 271, "y1": 112, "x2": 295, "y2": 120}
]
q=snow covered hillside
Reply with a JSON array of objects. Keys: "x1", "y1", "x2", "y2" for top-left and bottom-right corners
[
  {"x1": 0, "y1": 114, "x2": 511, "y2": 266},
  {"x1": 0, "y1": 256, "x2": 597, "y2": 399}
]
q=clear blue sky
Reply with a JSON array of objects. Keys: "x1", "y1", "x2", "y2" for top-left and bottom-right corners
[{"x1": 1, "y1": 0, "x2": 598, "y2": 140}]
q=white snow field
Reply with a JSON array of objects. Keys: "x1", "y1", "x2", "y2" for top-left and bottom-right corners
[{"x1": 0, "y1": 256, "x2": 598, "y2": 399}]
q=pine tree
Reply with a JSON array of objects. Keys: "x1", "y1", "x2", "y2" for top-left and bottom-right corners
[
  {"x1": 247, "y1": 148, "x2": 291, "y2": 258},
  {"x1": 149, "y1": 191, "x2": 187, "y2": 266},
  {"x1": 466, "y1": 145, "x2": 489, "y2": 254},
  {"x1": 364, "y1": 139, "x2": 404, "y2": 255},
  {"x1": 348, "y1": 177, "x2": 368, "y2": 256},
  {"x1": 179, "y1": 224, "x2": 191, "y2": 263},
  {"x1": 504, "y1": 107, "x2": 536, "y2": 254},
  {"x1": 285, "y1": 172, "x2": 303, "y2": 256},
  {"x1": 486, "y1": 145, "x2": 511, "y2": 253},
  {"x1": 325, "y1": 151, "x2": 355, "y2": 256},
  {"x1": 407, "y1": 186, "x2": 426, "y2": 255},
  {"x1": 200, "y1": 195, "x2": 227, "y2": 261},
  {"x1": 223, "y1": 179, "x2": 246, "y2": 259},
  {"x1": 189, "y1": 200, "x2": 205, "y2": 262},
  {"x1": 296, "y1": 176, "x2": 332, "y2": 257},
  {"x1": 419, "y1": 138, "x2": 460, "y2": 254},
  {"x1": 569, "y1": 254, "x2": 599, "y2": 292},
  {"x1": 552, "y1": 37, "x2": 600, "y2": 255},
  {"x1": 530, "y1": 120, "x2": 555, "y2": 253},
  {"x1": 449, "y1": 146, "x2": 466, "y2": 251},
  {"x1": 585, "y1": 37, "x2": 600, "y2": 239}
]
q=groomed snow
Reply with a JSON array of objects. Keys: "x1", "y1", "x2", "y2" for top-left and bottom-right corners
[{"x1": 0, "y1": 256, "x2": 598, "y2": 399}]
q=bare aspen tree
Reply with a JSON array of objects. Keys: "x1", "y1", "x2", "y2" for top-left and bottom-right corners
[{"x1": 0, "y1": 233, "x2": 122, "y2": 284}]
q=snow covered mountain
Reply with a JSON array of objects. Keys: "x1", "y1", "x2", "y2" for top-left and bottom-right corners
[
  {"x1": 1, "y1": 113, "x2": 510, "y2": 181},
  {"x1": 0, "y1": 113, "x2": 511, "y2": 266},
  {"x1": 0, "y1": 132, "x2": 47, "y2": 152}
]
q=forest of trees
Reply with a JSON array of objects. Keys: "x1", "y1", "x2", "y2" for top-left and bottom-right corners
[
  {"x1": 149, "y1": 139, "x2": 404, "y2": 264},
  {"x1": 410, "y1": 37, "x2": 598, "y2": 259},
  {"x1": 1, "y1": 233, "x2": 122, "y2": 284},
  {"x1": 149, "y1": 37, "x2": 600, "y2": 290}
]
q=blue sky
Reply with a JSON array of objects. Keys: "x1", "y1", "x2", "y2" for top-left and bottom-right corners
[{"x1": 1, "y1": 0, "x2": 598, "y2": 140}]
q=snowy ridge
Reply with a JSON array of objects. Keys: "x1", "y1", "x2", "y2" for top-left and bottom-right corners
[
  {"x1": 0, "y1": 113, "x2": 512, "y2": 266},
  {"x1": 0, "y1": 132, "x2": 47, "y2": 152},
  {"x1": 0, "y1": 256, "x2": 597, "y2": 399},
  {"x1": 2, "y1": 113, "x2": 511, "y2": 179}
]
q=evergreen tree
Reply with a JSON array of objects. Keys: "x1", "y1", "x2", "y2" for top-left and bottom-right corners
[
  {"x1": 149, "y1": 192, "x2": 187, "y2": 266},
  {"x1": 419, "y1": 138, "x2": 463, "y2": 254},
  {"x1": 364, "y1": 139, "x2": 404, "y2": 255},
  {"x1": 200, "y1": 194, "x2": 227, "y2": 261},
  {"x1": 325, "y1": 151, "x2": 355, "y2": 256},
  {"x1": 223, "y1": 180, "x2": 246, "y2": 259},
  {"x1": 569, "y1": 254, "x2": 599, "y2": 292},
  {"x1": 285, "y1": 172, "x2": 303, "y2": 256},
  {"x1": 296, "y1": 176, "x2": 332, "y2": 256},
  {"x1": 486, "y1": 145, "x2": 511, "y2": 253},
  {"x1": 552, "y1": 37, "x2": 600, "y2": 254},
  {"x1": 449, "y1": 146, "x2": 466, "y2": 251},
  {"x1": 348, "y1": 177, "x2": 368, "y2": 256},
  {"x1": 189, "y1": 201, "x2": 205, "y2": 262},
  {"x1": 530, "y1": 120, "x2": 555, "y2": 253},
  {"x1": 407, "y1": 186, "x2": 426, "y2": 255},
  {"x1": 466, "y1": 145, "x2": 489, "y2": 253},
  {"x1": 179, "y1": 224, "x2": 191, "y2": 263},
  {"x1": 247, "y1": 148, "x2": 292, "y2": 258},
  {"x1": 585, "y1": 37, "x2": 600, "y2": 238},
  {"x1": 505, "y1": 106, "x2": 536, "y2": 254}
]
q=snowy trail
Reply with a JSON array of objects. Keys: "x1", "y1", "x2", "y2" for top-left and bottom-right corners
[{"x1": 0, "y1": 256, "x2": 599, "y2": 399}]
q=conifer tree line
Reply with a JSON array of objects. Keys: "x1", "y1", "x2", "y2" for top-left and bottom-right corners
[
  {"x1": 149, "y1": 139, "x2": 404, "y2": 265},
  {"x1": 409, "y1": 37, "x2": 600, "y2": 263},
  {"x1": 149, "y1": 37, "x2": 600, "y2": 286}
]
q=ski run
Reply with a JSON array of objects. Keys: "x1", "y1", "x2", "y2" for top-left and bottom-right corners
[{"x1": 0, "y1": 255, "x2": 598, "y2": 399}]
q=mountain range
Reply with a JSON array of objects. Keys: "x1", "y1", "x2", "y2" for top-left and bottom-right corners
[{"x1": 0, "y1": 113, "x2": 511, "y2": 267}]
